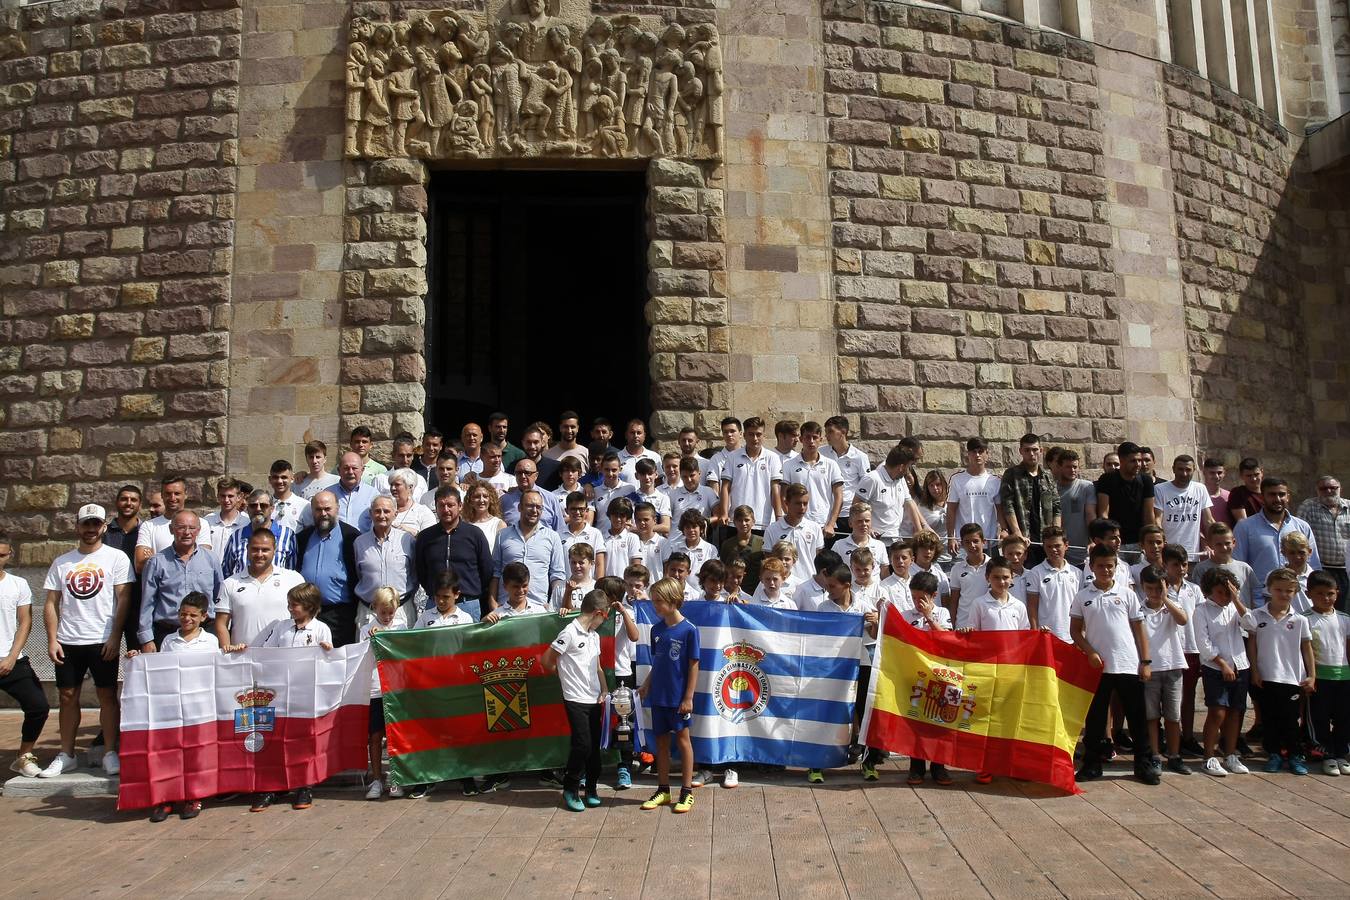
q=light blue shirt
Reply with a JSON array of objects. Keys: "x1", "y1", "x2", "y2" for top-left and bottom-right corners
[
  {"x1": 300, "y1": 528, "x2": 349, "y2": 607},
  {"x1": 492, "y1": 524, "x2": 566, "y2": 607},
  {"x1": 139, "y1": 545, "x2": 224, "y2": 645},
  {"x1": 458, "y1": 453, "x2": 485, "y2": 476},
  {"x1": 1234, "y1": 510, "x2": 1321, "y2": 596},
  {"x1": 332, "y1": 481, "x2": 378, "y2": 531},
  {"x1": 500, "y1": 488, "x2": 564, "y2": 533}
]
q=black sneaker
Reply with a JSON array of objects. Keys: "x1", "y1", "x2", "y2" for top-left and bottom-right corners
[
  {"x1": 292, "y1": 787, "x2": 313, "y2": 810},
  {"x1": 1167, "y1": 756, "x2": 1193, "y2": 775},
  {"x1": 408, "y1": 784, "x2": 430, "y2": 799},
  {"x1": 480, "y1": 774, "x2": 511, "y2": 793},
  {"x1": 1135, "y1": 766, "x2": 1161, "y2": 786},
  {"x1": 1148, "y1": 754, "x2": 1164, "y2": 776},
  {"x1": 1180, "y1": 736, "x2": 1206, "y2": 757},
  {"x1": 1074, "y1": 764, "x2": 1103, "y2": 783},
  {"x1": 459, "y1": 778, "x2": 480, "y2": 796},
  {"x1": 1114, "y1": 730, "x2": 1135, "y2": 751},
  {"x1": 538, "y1": 770, "x2": 565, "y2": 788},
  {"x1": 149, "y1": 803, "x2": 173, "y2": 823},
  {"x1": 249, "y1": 792, "x2": 274, "y2": 813}
]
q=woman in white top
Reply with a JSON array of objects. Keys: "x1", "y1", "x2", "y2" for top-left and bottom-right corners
[
  {"x1": 913, "y1": 469, "x2": 951, "y2": 563},
  {"x1": 463, "y1": 482, "x2": 506, "y2": 552},
  {"x1": 388, "y1": 469, "x2": 436, "y2": 536}
]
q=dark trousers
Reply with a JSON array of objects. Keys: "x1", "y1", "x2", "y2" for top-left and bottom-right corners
[
  {"x1": 0, "y1": 658, "x2": 49, "y2": 743},
  {"x1": 319, "y1": 602, "x2": 357, "y2": 647},
  {"x1": 1258, "y1": 681, "x2": 1304, "y2": 756},
  {"x1": 1324, "y1": 567, "x2": 1350, "y2": 611},
  {"x1": 1310, "y1": 678, "x2": 1350, "y2": 758},
  {"x1": 1083, "y1": 673, "x2": 1149, "y2": 769},
  {"x1": 563, "y1": 700, "x2": 603, "y2": 794}
]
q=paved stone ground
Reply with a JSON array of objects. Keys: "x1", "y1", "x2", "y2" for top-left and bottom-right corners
[{"x1": 2, "y1": 710, "x2": 1349, "y2": 899}]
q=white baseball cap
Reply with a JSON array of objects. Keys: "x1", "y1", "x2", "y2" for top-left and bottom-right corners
[{"x1": 76, "y1": 504, "x2": 107, "y2": 523}]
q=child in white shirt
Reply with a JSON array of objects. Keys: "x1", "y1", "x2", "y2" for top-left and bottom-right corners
[
  {"x1": 1279, "y1": 531, "x2": 1315, "y2": 614},
  {"x1": 633, "y1": 503, "x2": 665, "y2": 574},
  {"x1": 559, "y1": 491, "x2": 605, "y2": 577},
  {"x1": 1247, "y1": 568, "x2": 1315, "y2": 774},
  {"x1": 601, "y1": 498, "x2": 641, "y2": 579},
  {"x1": 662, "y1": 554, "x2": 700, "y2": 601},
  {"x1": 415, "y1": 571, "x2": 474, "y2": 629},
  {"x1": 661, "y1": 510, "x2": 717, "y2": 588},
  {"x1": 722, "y1": 558, "x2": 753, "y2": 604},
  {"x1": 1027, "y1": 526, "x2": 1080, "y2": 642},
  {"x1": 667, "y1": 457, "x2": 720, "y2": 524},
  {"x1": 815, "y1": 563, "x2": 880, "y2": 783},
  {"x1": 1161, "y1": 543, "x2": 1205, "y2": 756},
  {"x1": 1137, "y1": 566, "x2": 1190, "y2": 775},
  {"x1": 1304, "y1": 571, "x2": 1350, "y2": 773},
  {"x1": 697, "y1": 560, "x2": 729, "y2": 602},
  {"x1": 881, "y1": 539, "x2": 914, "y2": 611},
  {"x1": 542, "y1": 589, "x2": 612, "y2": 810},
  {"x1": 484, "y1": 563, "x2": 550, "y2": 622},
  {"x1": 911, "y1": 531, "x2": 951, "y2": 608},
  {"x1": 626, "y1": 459, "x2": 673, "y2": 537},
  {"x1": 850, "y1": 548, "x2": 887, "y2": 616},
  {"x1": 902, "y1": 571, "x2": 953, "y2": 786},
  {"x1": 833, "y1": 502, "x2": 887, "y2": 582},
  {"x1": 598, "y1": 574, "x2": 642, "y2": 790},
  {"x1": 1129, "y1": 526, "x2": 1166, "y2": 589},
  {"x1": 362, "y1": 587, "x2": 409, "y2": 800},
  {"x1": 1193, "y1": 567, "x2": 1254, "y2": 776},
  {"x1": 949, "y1": 523, "x2": 990, "y2": 630},
  {"x1": 1000, "y1": 535, "x2": 1034, "y2": 603},
  {"x1": 752, "y1": 558, "x2": 796, "y2": 610},
  {"x1": 551, "y1": 543, "x2": 597, "y2": 612}
]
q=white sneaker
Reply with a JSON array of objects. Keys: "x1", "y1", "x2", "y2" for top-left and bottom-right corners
[
  {"x1": 1203, "y1": 756, "x2": 1227, "y2": 777},
  {"x1": 1323, "y1": 758, "x2": 1341, "y2": 776},
  {"x1": 1337, "y1": 758, "x2": 1350, "y2": 776},
  {"x1": 9, "y1": 753, "x2": 42, "y2": 778},
  {"x1": 102, "y1": 751, "x2": 120, "y2": 776},
  {"x1": 1223, "y1": 753, "x2": 1249, "y2": 775},
  {"x1": 722, "y1": 768, "x2": 739, "y2": 789},
  {"x1": 388, "y1": 783, "x2": 404, "y2": 798},
  {"x1": 365, "y1": 779, "x2": 383, "y2": 800},
  {"x1": 38, "y1": 752, "x2": 77, "y2": 778},
  {"x1": 691, "y1": 769, "x2": 712, "y2": 788}
]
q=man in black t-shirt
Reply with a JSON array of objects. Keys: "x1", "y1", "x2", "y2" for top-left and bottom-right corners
[{"x1": 1094, "y1": 442, "x2": 1157, "y2": 547}]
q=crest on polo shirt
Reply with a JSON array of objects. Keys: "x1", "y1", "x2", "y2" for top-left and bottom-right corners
[
  {"x1": 908, "y1": 664, "x2": 977, "y2": 728},
  {"x1": 712, "y1": 641, "x2": 771, "y2": 724},
  {"x1": 472, "y1": 655, "x2": 534, "y2": 733},
  {"x1": 234, "y1": 684, "x2": 277, "y2": 753}
]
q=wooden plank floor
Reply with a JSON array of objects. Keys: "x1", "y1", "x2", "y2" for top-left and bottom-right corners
[{"x1": 3, "y1": 712, "x2": 1350, "y2": 899}]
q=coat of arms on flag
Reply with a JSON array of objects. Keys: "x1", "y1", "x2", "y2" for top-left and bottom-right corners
[
  {"x1": 712, "y1": 641, "x2": 770, "y2": 724},
  {"x1": 910, "y1": 665, "x2": 977, "y2": 727},
  {"x1": 472, "y1": 655, "x2": 533, "y2": 732},
  {"x1": 233, "y1": 685, "x2": 277, "y2": 752}
]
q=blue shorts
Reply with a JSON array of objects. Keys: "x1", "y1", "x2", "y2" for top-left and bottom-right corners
[
  {"x1": 1202, "y1": 665, "x2": 1250, "y2": 711},
  {"x1": 649, "y1": 705, "x2": 691, "y2": 736}
]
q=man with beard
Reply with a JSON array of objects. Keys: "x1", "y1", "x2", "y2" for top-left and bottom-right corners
[
  {"x1": 220, "y1": 490, "x2": 298, "y2": 577},
  {"x1": 216, "y1": 530, "x2": 304, "y2": 648},
  {"x1": 297, "y1": 491, "x2": 361, "y2": 646},
  {"x1": 519, "y1": 424, "x2": 562, "y2": 490},
  {"x1": 490, "y1": 489, "x2": 566, "y2": 611},
  {"x1": 103, "y1": 485, "x2": 143, "y2": 654},
  {"x1": 1234, "y1": 477, "x2": 1321, "y2": 592},
  {"x1": 412, "y1": 427, "x2": 444, "y2": 487},
  {"x1": 490, "y1": 413, "x2": 526, "y2": 472}
]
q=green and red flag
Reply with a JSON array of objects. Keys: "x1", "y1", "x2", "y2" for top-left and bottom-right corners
[{"x1": 371, "y1": 615, "x2": 615, "y2": 784}]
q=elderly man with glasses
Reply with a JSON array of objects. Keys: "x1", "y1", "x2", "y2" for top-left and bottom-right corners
[
  {"x1": 220, "y1": 490, "x2": 298, "y2": 577},
  {"x1": 1298, "y1": 476, "x2": 1350, "y2": 602}
]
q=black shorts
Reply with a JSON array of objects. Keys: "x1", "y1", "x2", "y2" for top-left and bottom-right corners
[
  {"x1": 369, "y1": 697, "x2": 386, "y2": 735},
  {"x1": 54, "y1": 643, "x2": 119, "y2": 689}
]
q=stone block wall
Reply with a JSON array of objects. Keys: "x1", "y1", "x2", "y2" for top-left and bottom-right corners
[
  {"x1": 1163, "y1": 65, "x2": 1310, "y2": 478},
  {"x1": 0, "y1": 0, "x2": 240, "y2": 565},
  {"x1": 825, "y1": 1, "x2": 1127, "y2": 466}
]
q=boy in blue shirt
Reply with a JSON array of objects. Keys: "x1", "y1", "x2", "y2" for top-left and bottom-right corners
[{"x1": 639, "y1": 577, "x2": 701, "y2": 813}]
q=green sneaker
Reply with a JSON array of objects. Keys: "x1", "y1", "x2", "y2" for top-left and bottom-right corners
[
  {"x1": 861, "y1": 760, "x2": 879, "y2": 781},
  {"x1": 563, "y1": 790, "x2": 585, "y2": 812},
  {"x1": 673, "y1": 791, "x2": 694, "y2": 813},
  {"x1": 584, "y1": 791, "x2": 602, "y2": 808},
  {"x1": 807, "y1": 769, "x2": 824, "y2": 784},
  {"x1": 641, "y1": 790, "x2": 671, "y2": 810}
]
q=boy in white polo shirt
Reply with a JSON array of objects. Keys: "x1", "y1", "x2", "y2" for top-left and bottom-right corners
[
  {"x1": 1137, "y1": 566, "x2": 1191, "y2": 776},
  {"x1": 781, "y1": 422, "x2": 844, "y2": 535},
  {"x1": 1304, "y1": 571, "x2": 1350, "y2": 774},
  {"x1": 1071, "y1": 544, "x2": 1158, "y2": 785},
  {"x1": 854, "y1": 443, "x2": 923, "y2": 545},
  {"x1": 1247, "y1": 568, "x2": 1315, "y2": 775},
  {"x1": 945, "y1": 437, "x2": 1001, "y2": 557},
  {"x1": 900, "y1": 571, "x2": 954, "y2": 786},
  {"x1": 719, "y1": 416, "x2": 783, "y2": 530},
  {"x1": 949, "y1": 523, "x2": 990, "y2": 629},
  {"x1": 764, "y1": 484, "x2": 824, "y2": 587},
  {"x1": 660, "y1": 510, "x2": 717, "y2": 589},
  {"x1": 1027, "y1": 526, "x2": 1079, "y2": 642},
  {"x1": 1160, "y1": 543, "x2": 1206, "y2": 756},
  {"x1": 833, "y1": 501, "x2": 886, "y2": 582},
  {"x1": 667, "y1": 457, "x2": 720, "y2": 526},
  {"x1": 1193, "y1": 568, "x2": 1254, "y2": 776},
  {"x1": 543, "y1": 590, "x2": 611, "y2": 811},
  {"x1": 821, "y1": 416, "x2": 872, "y2": 534},
  {"x1": 961, "y1": 556, "x2": 1030, "y2": 785}
]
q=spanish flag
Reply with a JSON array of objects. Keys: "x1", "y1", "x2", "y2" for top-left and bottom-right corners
[{"x1": 862, "y1": 611, "x2": 1100, "y2": 794}]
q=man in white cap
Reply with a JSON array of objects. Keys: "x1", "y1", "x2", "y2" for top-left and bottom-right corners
[{"x1": 40, "y1": 504, "x2": 134, "y2": 778}]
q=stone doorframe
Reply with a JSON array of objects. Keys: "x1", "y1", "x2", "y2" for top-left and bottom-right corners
[{"x1": 338, "y1": 156, "x2": 730, "y2": 448}]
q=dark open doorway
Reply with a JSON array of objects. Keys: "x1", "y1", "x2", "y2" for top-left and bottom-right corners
[{"x1": 424, "y1": 169, "x2": 650, "y2": 439}]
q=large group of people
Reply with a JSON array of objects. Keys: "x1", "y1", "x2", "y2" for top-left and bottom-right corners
[{"x1": 2, "y1": 409, "x2": 1347, "y2": 816}]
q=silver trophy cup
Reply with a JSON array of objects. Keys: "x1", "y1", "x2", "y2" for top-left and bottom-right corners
[{"x1": 611, "y1": 684, "x2": 635, "y2": 752}]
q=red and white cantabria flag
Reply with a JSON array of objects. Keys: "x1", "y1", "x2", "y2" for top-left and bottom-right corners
[{"x1": 118, "y1": 645, "x2": 373, "y2": 809}]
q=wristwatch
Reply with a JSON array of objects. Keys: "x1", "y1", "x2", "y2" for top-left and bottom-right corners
[{"x1": 1139, "y1": 659, "x2": 1152, "y2": 664}]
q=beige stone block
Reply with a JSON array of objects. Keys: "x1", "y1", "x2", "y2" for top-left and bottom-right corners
[
  {"x1": 1021, "y1": 290, "x2": 1066, "y2": 313},
  {"x1": 10, "y1": 484, "x2": 69, "y2": 512},
  {"x1": 120, "y1": 148, "x2": 155, "y2": 170},
  {"x1": 953, "y1": 60, "x2": 995, "y2": 86},
  {"x1": 896, "y1": 127, "x2": 940, "y2": 152},
  {"x1": 753, "y1": 355, "x2": 800, "y2": 383},
  {"x1": 950, "y1": 208, "x2": 1007, "y2": 235},
  {"x1": 958, "y1": 160, "x2": 1005, "y2": 185},
  {"x1": 925, "y1": 389, "x2": 968, "y2": 413},
  {"x1": 879, "y1": 175, "x2": 921, "y2": 201},
  {"x1": 878, "y1": 74, "x2": 944, "y2": 103},
  {"x1": 900, "y1": 281, "x2": 949, "y2": 306},
  {"x1": 882, "y1": 27, "x2": 924, "y2": 50},
  {"x1": 983, "y1": 417, "x2": 1029, "y2": 441},
  {"x1": 120, "y1": 394, "x2": 165, "y2": 419},
  {"x1": 1045, "y1": 392, "x2": 1077, "y2": 415},
  {"x1": 963, "y1": 260, "x2": 996, "y2": 284},
  {"x1": 42, "y1": 260, "x2": 80, "y2": 287},
  {"x1": 131, "y1": 337, "x2": 166, "y2": 363},
  {"x1": 1014, "y1": 49, "x2": 1059, "y2": 75},
  {"x1": 110, "y1": 226, "x2": 145, "y2": 251},
  {"x1": 958, "y1": 110, "x2": 998, "y2": 136},
  {"x1": 967, "y1": 312, "x2": 1003, "y2": 337},
  {"x1": 1020, "y1": 192, "x2": 1052, "y2": 215},
  {"x1": 53, "y1": 314, "x2": 95, "y2": 340},
  {"x1": 978, "y1": 363, "x2": 1014, "y2": 387},
  {"x1": 1026, "y1": 240, "x2": 1056, "y2": 265},
  {"x1": 105, "y1": 451, "x2": 159, "y2": 476}
]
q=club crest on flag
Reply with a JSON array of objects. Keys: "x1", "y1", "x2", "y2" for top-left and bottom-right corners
[
  {"x1": 233, "y1": 685, "x2": 277, "y2": 752},
  {"x1": 907, "y1": 665, "x2": 977, "y2": 728},
  {"x1": 471, "y1": 656, "x2": 534, "y2": 733},
  {"x1": 712, "y1": 640, "x2": 771, "y2": 724}
]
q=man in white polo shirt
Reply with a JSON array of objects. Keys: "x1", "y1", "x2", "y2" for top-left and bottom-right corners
[
  {"x1": 855, "y1": 443, "x2": 927, "y2": 545},
  {"x1": 764, "y1": 485, "x2": 825, "y2": 586},
  {"x1": 781, "y1": 421, "x2": 844, "y2": 537},
  {"x1": 215, "y1": 530, "x2": 304, "y2": 648},
  {"x1": 134, "y1": 475, "x2": 209, "y2": 572},
  {"x1": 720, "y1": 416, "x2": 783, "y2": 530},
  {"x1": 821, "y1": 416, "x2": 872, "y2": 534}
]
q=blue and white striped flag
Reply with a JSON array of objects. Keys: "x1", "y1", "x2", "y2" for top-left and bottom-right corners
[{"x1": 635, "y1": 601, "x2": 863, "y2": 769}]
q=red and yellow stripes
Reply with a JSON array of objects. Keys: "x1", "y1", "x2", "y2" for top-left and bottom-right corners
[{"x1": 866, "y1": 615, "x2": 1100, "y2": 794}]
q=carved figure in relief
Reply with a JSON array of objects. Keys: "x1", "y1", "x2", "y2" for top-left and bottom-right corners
[
  {"x1": 659, "y1": 23, "x2": 685, "y2": 59},
  {"x1": 590, "y1": 94, "x2": 627, "y2": 158},
  {"x1": 387, "y1": 46, "x2": 424, "y2": 158},
  {"x1": 600, "y1": 47, "x2": 626, "y2": 124},
  {"x1": 414, "y1": 44, "x2": 460, "y2": 155},
  {"x1": 370, "y1": 22, "x2": 395, "y2": 67},
  {"x1": 690, "y1": 23, "x2": 723, "y2": 158},
  {"x1": 579, "y1": 55, "x2": 603, "y2": 139},
  {"x1": 490, "y1": 43, "x2": 527, "y2": 152},
  {"x1": 621, "y1": 29, "x2": 655, "y2": 148},
  {"x1": 519, "y1": 60, "x2": 561, "y2": 140},
  {"x1": 641, "y1": 50, "x2": 680, "y2": 156},
  {"x1": 345, "y1": 40, "x2": 369, "y2": 157},
  {"x1": 546, "y1": 26, "x2": 581, "y2": 139},
  {"x1": 455, "y1": 16, "x2": 491, "y2": 67},
  {"x1": 469, "y1": 63, "x2": 495, "y2": 147},
  {"x1": 360, "y1": 55, "x2": 392, "y2": 157},
  {"x1": 675, "y1": 60, "x2": 702, "y2": 157},
  {"x1": 513, "y1": 0, "x2": 559, "y2": 64},
  {"x1": 450, "y1": 100, "x2": 484, "y2": 156},
  {"x1": 582, "y1": 17, "x2": 613, "y2": 66}
]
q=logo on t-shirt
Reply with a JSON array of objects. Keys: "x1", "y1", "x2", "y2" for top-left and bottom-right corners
[
  {"x1": 1084, "y1": 600, "x2": 1094, "y2": 607},
  {"x1": 64, "y1": 562, "x2": 105, "y2": 601},
  {"x1": 1258, "y1": 622, "x2": 1268, "y2": 628}
]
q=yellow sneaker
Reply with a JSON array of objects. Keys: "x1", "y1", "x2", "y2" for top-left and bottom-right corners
[
  {"x1": 641, "y1": 790, "x2": 671, "y2": 810},
  {"x1": 673, "y1": 791, "x2": 695, "y2": 813},
  {"x1": 807, "y1": 769, "x2": 824, "y2": 784}
]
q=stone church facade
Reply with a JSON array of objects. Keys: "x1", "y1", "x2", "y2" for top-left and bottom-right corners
[{"x1": 1, "y1": 0, "x2": 1348, "y2": 562}]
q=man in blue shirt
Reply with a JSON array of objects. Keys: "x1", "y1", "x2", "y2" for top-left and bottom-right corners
[
  {"x1": 139, "y1": 511, "x2": 224, "y2": 650},
  {"x1": 220, "y1": 490, "x2": 297, "y2": 577},
  {"x1": 1234, "y1": 477, "x2": 1321, "y2": 594},
  {"x1": 490, "y1": 490, "x2": 566, "y2": 610},
  {"x1": 332, "y1": 451, "x2": 378, "y2": 531},
  {"x1": 500, "y1": 460, "x2": 564, "y2": 531},
  {"x1": 297, "y1": 490, "x2": 360, "y2": 646}
]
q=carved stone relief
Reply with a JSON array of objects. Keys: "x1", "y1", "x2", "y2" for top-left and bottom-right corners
[{"x1": 344, "y1": 1, "x2": 723, "y2": 161}]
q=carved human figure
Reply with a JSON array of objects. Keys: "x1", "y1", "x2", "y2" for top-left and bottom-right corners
[
  {"x1": 454, "y1": 16, "x2": 491, "y2": 67},
  {"x1": 491, "y1": 43, "x2": 526, "y2": 152},
  {"x1": 415, "y1": 44, "x2": 459, "y2": 156},
  {"x1": 690, "y1": 24, "x2": 723, "y2": 157},
  {"x1": 514, "y1": 0, "x2": 558, "y2": 64},
  {"x1": 519, "y1": 60, "x2": 560, "y2": 140},
  {"x1": 387, "y1": 46, "x2": 424, "y2": 157},
  {"x1": 599, "y1": 46, "x2": 626, "y2": 129},
  {"x1": 685, "y1": 47, "x2": 707, "y2": 152},
  {"x1": 622, "y1": 30, "x2": 655, "y2": 148},
  {"x1": 360, "y1": 55, "x2": 392, "y2": 157},
  {"x1": 449, "y1": 99, "x2": 484, "y2": 156},
  {"x1": 642, "y1": 50, "x2": 680, "y2": 156},
  {"x1": 546, "y1": 26, "x2": 580, "y2": 139},
  {"x1": 590, "y1": 94, "x2": 627, "y2": 158},
  {"x1": 469, "y1": 63, "x2": 495, "y2": 147},
  {"x1": 659, "y1": 23, "x2": 686, "y2": 58},
  {"x1": 582, "y1": 17, "x2": 613, "y2": 67},
  {"x1": 674, "y1": 59, "x2": 702, "y2": 156},
  {"x1": 579, "y1": 55, "x2": 603, "y2": 139},
  {"x1": 345, "y1": 40, "x2": 369, "y2": 157},
  {"x1": 369, "y1": 22, "x2": 395, "y2": 67}
]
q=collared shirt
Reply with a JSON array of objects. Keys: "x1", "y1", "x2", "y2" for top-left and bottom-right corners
[
  {"x1": 763, "y1": 516, "x2": 824, "y2": 585},
  {"x1": 618, "y1": 446, "x2": 662, "y2": 480},
  {"x1": 1001, "y1": 465, "x2": 1062, "y2": 539},
  {"x1": 500, "y1": 488, "x2": 564, "y2": 532},
  {"x1": 492, "y1": 524, "x2": 566, "y2": 607},
  {"x1": 1295, "y1": 497, "x2": 1350, "y2": 567},
  {"x1": 782, "y1": 454, "x2": 845, "y2": 527},
  {"x1": 220, "y1": 521, "x2": 298, "y2": 578},
  {"x1": 161, "y1": 629, "x2": 219, "y2": 654},
  {"x1": 299, "y1": 528, "x2": 352, "y2": 607},
  {"x1": 458, "y1": 452, "x2": 485, "y2": 476},
  {"x1": 821, "y1": 443, "x2": 872, "y2": 516},
  {"x1": 295, "y1": 472, "x2": 340, "y2": 500},
  {"x1": 333, "y1": 481, "x2": 379, "y2": 531},
  {"x1": 1234, "y1": 511, "x2": 1321, "y2": 587},
  {"x1": 139, "y1": 545, "x2": 224, "y2": 644},
  {"x1": 1194, "y1": 599, "x2": 1254, "y2": 670},
  {"x1": 498, "y1": 441, "x2": 526, "y2": 472},
  {"x1": 855, "y1": 465, "x2": 909, "y2": 539},
  {"x1": 135, "y1": 514, "x2": 211, "y2": 555},
  {"x1": 412, "y1": 518, "x2": 493, "y2": 601},
  {"x1": 360, "y1": 457, "x2": 388, "y2": 484},
  {"x1": 354, "y1": 528, "x2": 416, "y2": 604},
  {"x1": 271, "y1": 495, "x2": 305, "y2": 532},
  {"x1": 217, "y1": 567, "x2": 305, "y2": 645},
  {"x1": 203, "y1": 510, "x2": 245, "y2": 554}
]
